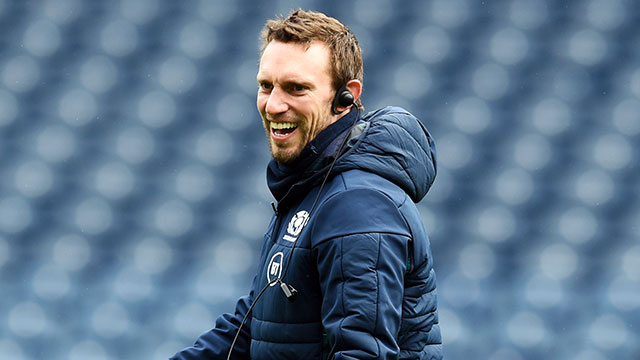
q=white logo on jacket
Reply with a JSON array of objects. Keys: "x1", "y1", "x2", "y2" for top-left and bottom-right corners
[
  {"x1": 267, "y1": 251, "x2": 284, "y2": 286},
  {"x1": 283, "y1": 210, "x2": 309, "y2": 242}
]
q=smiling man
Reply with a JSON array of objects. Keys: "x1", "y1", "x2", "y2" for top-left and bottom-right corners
[
  {"x1": 257, "y1": 31, "x2": 362, "y2": 165},
  {"x1": 172, "y1": 9, "x2": 441, "y2": 360}
]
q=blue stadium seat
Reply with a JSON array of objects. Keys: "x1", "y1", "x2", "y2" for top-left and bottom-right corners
[{"x1": 1, "y1": 0, "x2": 639, "y2": 358}]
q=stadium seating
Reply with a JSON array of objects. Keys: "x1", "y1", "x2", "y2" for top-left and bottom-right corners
[{"x1": 0, "y1": 0, "x2": 638, "y2": 359}]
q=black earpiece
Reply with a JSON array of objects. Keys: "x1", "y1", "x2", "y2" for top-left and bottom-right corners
[{"x1": 331, "y1": 84, "x2": 355, "y2": 115}]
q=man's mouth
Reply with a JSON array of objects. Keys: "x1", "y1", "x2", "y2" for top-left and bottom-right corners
[{"x1": 270, "y1": 122, "x2": 298, "y2": 139}]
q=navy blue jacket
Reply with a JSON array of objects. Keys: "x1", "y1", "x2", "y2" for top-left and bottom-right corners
[{"x1": 172, "y1": 106, "x2": 441, "y2": 359}]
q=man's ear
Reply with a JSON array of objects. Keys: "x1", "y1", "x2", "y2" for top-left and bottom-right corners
[
  {"x1": 333, "y1": 79, "x2": 363, "y2": 114},
  {"x1": 345, "y1": 79, "x2": 362, "y2": 105}
]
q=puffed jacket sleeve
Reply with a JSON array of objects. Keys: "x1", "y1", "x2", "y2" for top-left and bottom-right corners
[
  {"x1": 310, "y1": 188, "x2": 412, "y2": 360},
  {"x1": 170, "y1": 277, "x2": 256, "y2": 360}
]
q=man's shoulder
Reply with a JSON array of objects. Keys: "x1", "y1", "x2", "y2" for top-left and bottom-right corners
[
  {"x1": 307, "y1": 170, "x2": 413, "y2": 244},
  {"x1": 334, "y1": 169, "x2": 408, "y2": 206}
]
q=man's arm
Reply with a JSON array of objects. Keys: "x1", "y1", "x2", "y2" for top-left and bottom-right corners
[
  {"x1": 310, "y1": 188, "x2": 415, "y2": 359},
  {"x1": 170, "y1": 279, "x2": 255, "y2": 360},
  {"x1": 315, "y1": 231, "x2": 407, "y2": 359}
]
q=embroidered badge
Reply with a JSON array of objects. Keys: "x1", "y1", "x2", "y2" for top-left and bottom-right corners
[{"x1": 283, "y1": 210, "x2": 309, "y2": 242}]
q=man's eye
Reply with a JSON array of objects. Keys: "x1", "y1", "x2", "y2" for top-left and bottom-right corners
[
  {"x1": 292, "y1": 84, "x2": 305, "y2": 92},
  {"x1": 260, "y1": 83, "x2": 273, "y2": 90}
]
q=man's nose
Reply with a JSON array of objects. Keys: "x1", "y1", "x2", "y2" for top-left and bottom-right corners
[{"x1": 265, "y1": 88, "x2": 289, "y2": 115}]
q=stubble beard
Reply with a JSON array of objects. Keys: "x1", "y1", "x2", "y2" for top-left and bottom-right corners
[
  {"x1": 264, "y1": 106, "x2": 334, "y2": 164},
  {"x1": 264, "y1": 116, "x2": 310, "y2": 164}
]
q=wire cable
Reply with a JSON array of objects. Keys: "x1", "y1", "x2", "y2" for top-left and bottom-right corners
[{"x1": 226, "y1": 104, "x2": 360, "y2": 360}]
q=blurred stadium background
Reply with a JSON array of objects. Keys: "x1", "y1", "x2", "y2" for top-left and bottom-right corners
[{"x1": 0, "y1": 0, "x2": 639, "y2": 359}]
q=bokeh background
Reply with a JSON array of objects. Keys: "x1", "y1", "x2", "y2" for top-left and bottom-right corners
[{"x1": 0, "y1": 0, "x2": 639, "y2": 359}]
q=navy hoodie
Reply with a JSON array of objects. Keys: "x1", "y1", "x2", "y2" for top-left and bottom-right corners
[{"x1": 172, "y1": 106, "x2": 442, "y2": 359}]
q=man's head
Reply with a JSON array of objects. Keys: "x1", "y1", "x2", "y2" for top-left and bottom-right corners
[{"x1": 256, "y1": 9, "x2": 363, "y2": 163}]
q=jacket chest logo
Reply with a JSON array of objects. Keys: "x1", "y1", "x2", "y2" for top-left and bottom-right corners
[
  {"x1": 266, "y1": 251, "x2": 284, "y2": 286},
  {"x1": 283, "y1": 210, "x2": 309, "y2": 242}
]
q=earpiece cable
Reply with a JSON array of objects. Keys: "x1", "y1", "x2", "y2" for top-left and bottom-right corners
[
  {"x1": 226, "y1": 103, "x2": 359, "y2": 360},
  {"x1": 279, "y1": 105, "x2": 360, "y2": 283}
]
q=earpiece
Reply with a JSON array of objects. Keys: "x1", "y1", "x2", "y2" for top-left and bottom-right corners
[{"x1": 331, "y1": 84, "x2": 355, "y2": 115}]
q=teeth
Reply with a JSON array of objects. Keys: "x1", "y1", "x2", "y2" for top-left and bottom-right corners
[{"x1": 270, "y1": 122, "x2": 297, "y2": 130}]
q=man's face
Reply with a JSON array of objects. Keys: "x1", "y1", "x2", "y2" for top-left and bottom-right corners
[{"x1": 257, "y1": 40, "x2": 337, "y2": 163}]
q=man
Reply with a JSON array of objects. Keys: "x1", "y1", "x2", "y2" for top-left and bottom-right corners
[{"x1": 172, "y1": 9, "x2": 441, "y2": 360}]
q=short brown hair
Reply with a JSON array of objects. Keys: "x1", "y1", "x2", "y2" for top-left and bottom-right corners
[{"x1": 261, "y1": 9, "x2": 364, "y2": 110}]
